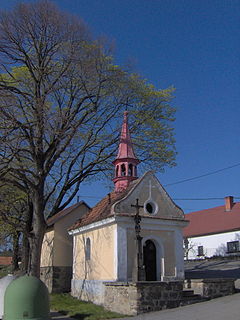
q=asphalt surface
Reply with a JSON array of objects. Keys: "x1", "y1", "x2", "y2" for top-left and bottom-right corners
[
  {"x1": 51, "y1": 312, "x2": 76, "y2": 320},
  {"x1": 184, "y1": 258, "x2": 240, "y2": 279},
  {"x1": 116, "y1": 293, "x2": 240, "y2": 320}
]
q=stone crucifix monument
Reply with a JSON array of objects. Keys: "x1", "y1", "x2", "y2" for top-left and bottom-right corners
[{"x1": 131, "y1": 198, "x2": 146, "y2": 282}]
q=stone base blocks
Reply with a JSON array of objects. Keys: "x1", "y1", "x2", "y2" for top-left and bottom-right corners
[
  {"x1": 40, "y1": 266, "x2": 72, "y2": 293},
  {"x1": 184, "y1": 278, "x2": 236, "y2": 299},
  {"x1": 103, "y1": 281, "x2": 183, "y2": 315}
]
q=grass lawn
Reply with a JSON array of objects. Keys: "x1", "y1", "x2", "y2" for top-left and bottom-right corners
[
  {"x1": 0, "y1": 266, "x2": 12, "y2": 278},
  {"x1": 50, "y1": 293, "x2": 126, "y2": 320}
]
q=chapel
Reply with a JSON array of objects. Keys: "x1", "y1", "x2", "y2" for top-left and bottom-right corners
[{"x1": 68, "y1": 112, "x2": 188, "y2": 305}]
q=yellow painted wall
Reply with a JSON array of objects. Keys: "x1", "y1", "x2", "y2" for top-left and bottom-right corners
[
  {"x1": 73, "y1": 224, "x2": 116, "y2": 281},
  {"x1": 41, "y1": 230, "x2": 54, "y2": 267},
  {"x1": 41, "y1": 204, "x2": 89, "y2": 268},
  {"x1": 53, "y1": 205, "x2": 89, "y2": 266}
]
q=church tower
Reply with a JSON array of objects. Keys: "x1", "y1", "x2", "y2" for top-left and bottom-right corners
[{"x1": 113, "y1": 111, "x2": 140, "y2": 192}]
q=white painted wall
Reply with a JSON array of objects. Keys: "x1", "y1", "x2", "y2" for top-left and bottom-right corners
[
  {"x1": 116, "y1": 225, "x2": 128, "y2": 281},
  {"x1": 186, "y1": 231, "x2": 240, "y2": 259},
  {"x1": 175, "y1": 229, "x2": 185, "y2": 279}
]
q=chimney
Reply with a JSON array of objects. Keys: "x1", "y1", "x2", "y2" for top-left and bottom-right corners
[{"x1": 225, "y1": 196, "x2": 234, "y2": 211}]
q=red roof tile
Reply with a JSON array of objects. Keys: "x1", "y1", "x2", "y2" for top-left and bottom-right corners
[
  {"x1": 0, "y1": 256, "x2": 12, "y2": 266},
  {"x1": 47, "y1": 201, "x2": 90, "y2": 227},
  {"x1": 184, "y1": 202, "x2": 240, "y2": 237},
  {"x1": 69, "y1": 190, "x2": 129, "y2": 231}
]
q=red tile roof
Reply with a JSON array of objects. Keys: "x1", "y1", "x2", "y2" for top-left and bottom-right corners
[
  {"x1": 69, "y1": 190, "x2": 129, "y2": 231},
  {"x1": 184, "y1": 202, "x2": 240, "y2": 237},
  {"x1": 47, "y1": 201, "x2": 90, "y2": 227},
  {"x1": 0, "y1": 256, "x2": 12, "y2": 266}
]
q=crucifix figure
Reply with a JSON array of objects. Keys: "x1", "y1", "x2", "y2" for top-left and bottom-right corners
[{"x1": 131, "y1": 198, "x2": 146, "y2": 281}]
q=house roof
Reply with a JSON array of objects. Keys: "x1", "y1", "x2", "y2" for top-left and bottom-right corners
[
  {"x1": 184, "y1": 201, "x2": 240, "y2": 237},
  {"x1": 0, "y1": 256, "x2": 12, "y2": 266},
  {"x1": 47, "y1": 200, "x2": 90, "y2": 227},
  {"x1": 69, "y1": 188, "x2": 131, "y2": 231}
]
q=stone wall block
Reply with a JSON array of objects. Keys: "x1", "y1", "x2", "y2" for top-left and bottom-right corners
[
  {"x1": 189, "y1": 278, "x2": 235, "y2": 299},
  {"x1": 40, "y1": 266, "x2": 72, "y2": 293},
  {"x1": 103, "y1": 281, "x2": 183, "y2": 315}
]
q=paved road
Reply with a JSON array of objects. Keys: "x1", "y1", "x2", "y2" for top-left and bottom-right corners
[
  {"x1": 116, "y1": 293, "x2": 240, "y2": 320},
  {"x1": 51, "y1": 311, "x2": 76, "y2": 320},
  {"x1": 185, "y1": 258, "x2": 240, "y2": 279}
]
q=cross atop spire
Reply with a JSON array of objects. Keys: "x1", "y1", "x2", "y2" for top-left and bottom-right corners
[{"x1": 113, "y1": 112, "x2": 140, "y2": 192}]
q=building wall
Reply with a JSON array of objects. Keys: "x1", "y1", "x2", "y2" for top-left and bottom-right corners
[
  {"x1": 126, "y1": 228, "x2": 176, "y2": 279},
  {"x1": 186, "y1": 231, "x2": 240, "y2": 259},
  {"x1": 126, "y1": 225, "x2": 183, "y2": 280},
  {"x1": 53, "y1": 205, "x2": 89, "y2": 267},
  {"x1": 73, "y1": 223, "x2": 116, "y2": 281},
  {"x1": 109, "y1": 215, "x2": 186, "y2": 282},
  {"x1": 41, "y1": 230, "x2": 54, "y2": 267},
  {"x1": 114, "y1": 172, "x2": 184, "y2": 221},
  {"x1": 40, "y1": 204, "x2": 89, "y2": 293},
  {"x1": 113, "y1": 171, "x2": 186, "y2": 281}
]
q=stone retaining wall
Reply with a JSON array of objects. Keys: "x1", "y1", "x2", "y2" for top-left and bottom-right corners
[
  {"x1": 71, "y1": 279, "x2": 105, "y2": 305},
  {"x1": 103, "y1": 281, "x2": 183, "y2": 315},
  {"x1": 185, "y1": 278, "x2": 235, "y2": 298},
  {"x1": 40, "y1": 266, "x2": 72, "y2": 293}
]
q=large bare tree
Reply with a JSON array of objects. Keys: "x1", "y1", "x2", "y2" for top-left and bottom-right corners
[{"x1": 0, "y1": 1, "x2": 176, "y2": 277}]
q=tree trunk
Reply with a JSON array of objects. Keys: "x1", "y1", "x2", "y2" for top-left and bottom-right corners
[
  {"x1": 28, "y1": 192, "x2": 47, "y2": 278},
  {"x1": 12, "y1": 232, "x2": 20, "y2": 271},
  {"x1": 21, "y1": 233, "x2": 30, "y2": 272},
  {"x1": 21, "y1": 203, "x2": 33, "y2": 272},
  {"x1": 28, "y1": 219, "x2": 46, "y2": 277}
]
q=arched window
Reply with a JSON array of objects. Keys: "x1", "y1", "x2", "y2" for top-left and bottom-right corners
[
  {"x1": 85, "y1": 238, "x2": 91, "y2": 260},
  {"x1": 128, "y1": 163, "x2": 133, "y2": 176},
  {"x1": 134, "y1": 166, "x2": 137, "y2": 177},
  {"x1": 116, "y1": 165, "x2": 119, "y2": 177},
  {"x1": 121, "y1": 164, "x2": 126, "y2": 176}
]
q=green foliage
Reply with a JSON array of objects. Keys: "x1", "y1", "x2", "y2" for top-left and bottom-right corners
[
  {"x1": 0, "y1": 265, "x2": 12, "y2": 278},
  {"x1": 0, "y1": 183, "x2": 28, "y2": 260},
  {"x1": 0, "y1": 184, "x2": 27, "y2": 231},
  {"x1": 50, "y1": 293, "x2": 124, "y2": 320}
]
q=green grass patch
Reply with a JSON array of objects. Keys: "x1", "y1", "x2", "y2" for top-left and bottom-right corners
[
  {"x1": 50, "y1": 293, "x2": 125, "y2": 320},
  {"x1": 0, "y1": 265, "x2": 12, "y2": 278}
]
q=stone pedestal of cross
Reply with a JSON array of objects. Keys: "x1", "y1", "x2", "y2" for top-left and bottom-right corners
[{"x1": 131, "y1": 198, "x2": 146, "y2": 282}]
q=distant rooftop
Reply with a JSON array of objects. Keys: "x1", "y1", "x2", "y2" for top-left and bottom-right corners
[{"x1": 184, "y1": 196, "x2": 240, "y2": 237}]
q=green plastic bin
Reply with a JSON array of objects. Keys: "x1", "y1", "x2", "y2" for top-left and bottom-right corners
[{"x1": 4, "y1": 275, "x2": 49, "y2": 320}]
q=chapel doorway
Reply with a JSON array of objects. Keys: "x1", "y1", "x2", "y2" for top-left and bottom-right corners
[{"x1": 143, "y1": 240, "x2": 157, "y2": 281}]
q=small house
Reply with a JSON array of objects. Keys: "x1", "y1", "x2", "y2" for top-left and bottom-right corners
[{"x1": 184, "y1": 196, "x2": 240, "y2": 259}]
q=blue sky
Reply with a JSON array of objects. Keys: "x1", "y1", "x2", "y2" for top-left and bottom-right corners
[{"x1": 2, "y1": 0, "x2": 240, "y2": 213}]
